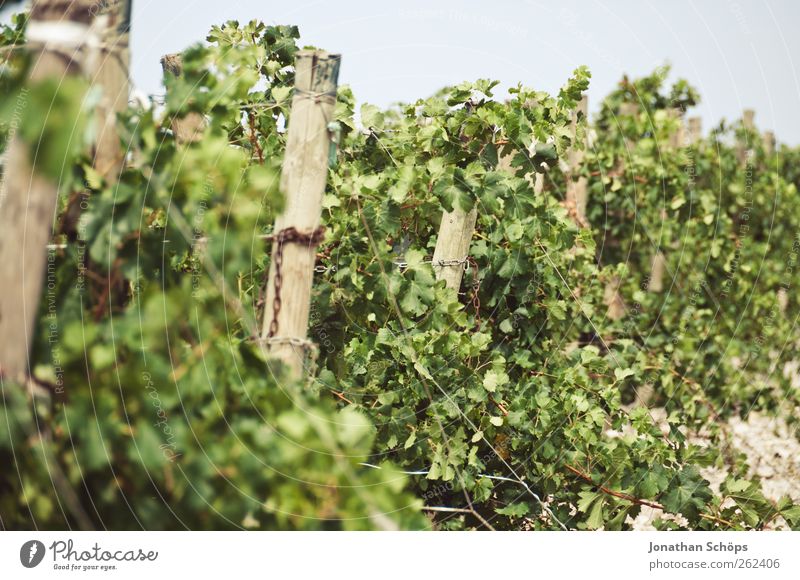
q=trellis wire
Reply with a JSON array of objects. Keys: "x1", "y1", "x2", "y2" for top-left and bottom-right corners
[{"x1": 357, "y1": 462, "x2": 567, "y2": 530}]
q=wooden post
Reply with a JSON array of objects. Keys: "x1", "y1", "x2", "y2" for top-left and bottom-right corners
[
  {"x1": 667, "y1": 108, "x2": 684, "y2": 150},
  {"x1": 431, "y1": 116, "x2": 478, "y2": 291},
  {"x1": 686, "y1": 117, "x2": 702, "y2": 145},
  {"x1": 620, "y1": 102, "x2": 638, "y2": 151},
  {"x1": 160, "y1": 54, "x2": 206, "y2": 144},
  {"x1": 647, "y1": 108, "x2": 683, "y2": 294},
  {"x1": 763, "y1": 130, "x2": 775, "y2": 155},
  {"x1": 742, "y1": 109, "x2": 756, "y2": 131},
  {"x1": 601, "y1": 102, "x2": 639, "y2": 321},
  {"x1": 432, "y1": 207, "x2": 478, "y2": 291},
  {"x1": 738, "y1": 109, "x2": 756, "y2": 163},
  {"x1": 647, "y1": 252, "x2": 667, "y2": 293},
  {"x1": 260, "y1": 51, "x2": 340, "y2": 378},
  {"x1": 778, "y1": 287, "x2": 788, "y2": 313},
  {"x1": 533, "y1": 173, "x2": 544, "y2": 194},
  {"x1": 565, "y1": 95, "x2": 589, "y2": 227},
  {"x1": 90, "y1": 0, "x2": 131, "y2": 180},
  {"x1": 0, "y1": 1, "x2": 104, "y2": 382},
  {"x1": 604, "y1": 276, "x2": 625, "y2": 320}
]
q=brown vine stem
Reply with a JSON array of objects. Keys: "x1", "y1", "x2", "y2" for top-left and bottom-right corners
[
  {"x1": 247, "y1": 114, "x2": 264, "y2": 164},
  {"x1": 489, "y1": 394, "x2": 509, "y2": 416},
  {"x1": 332, "y1": 390, "x2": 354, "y2": 405},
  {"x1": 564, "y1": 464, "x2": 737, "y2": 528},
  {"x1": 698, "y1": 513, "x2": 737, "y2": 528},
  {"x1": 565, "y1": 464, "x2": 663, "y2": 509}
]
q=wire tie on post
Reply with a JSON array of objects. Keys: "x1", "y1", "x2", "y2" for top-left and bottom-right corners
[
  {"x1": 255, "y1": 336, "x2": 320, "y2": 377},
  {"x1": 293, "y1": 87, "x2": 337, "y2": 104}
]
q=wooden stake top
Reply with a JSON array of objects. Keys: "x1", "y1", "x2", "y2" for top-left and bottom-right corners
[
  {"x1": 31, "y1": 0, "x2": 131, "y2": 35},
  {"x1": 160, "y1": 53, "x2": 184, "y2": 77},
  {"x1": 743, "y1": 109, "x2": 756, "y2": 131},
  {"x1": 293, "y1": 50, "x2": 341, "y2": 94}
]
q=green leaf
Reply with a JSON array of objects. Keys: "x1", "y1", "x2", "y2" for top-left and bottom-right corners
[
  {"x1": 483, "y1": 369, "x2": 509, "y2": 392},
  {"x1": 670, "y1": 197, "x2": 686, "y2": 210},
  {"x1": 361, "y1": 103, "x2": 384, "y2": 130},
  {"x1": 586, "y1": 497, "x2": 606, "y2": 530},
  {"x1": 506, "y1": 221, "x2": 524, "y2": 242},
  {"x1": 614, "y1": 368, "x2": 636, "y2": 381},
  {"x1": 495, "y1": 502, "x2": 529, "y2": 517}
]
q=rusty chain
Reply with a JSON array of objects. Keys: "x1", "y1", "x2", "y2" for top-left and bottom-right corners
[
  {"x1": 264, "y1": 226, "x2": 326, "y2": 338},
  {"x1": 466, "y1": 256, "x2": 481, "y2": 327}
]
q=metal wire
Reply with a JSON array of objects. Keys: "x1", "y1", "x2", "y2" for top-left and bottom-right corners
[{"x1": 357, "y1": 462, "x2": 568, "y2": 530}]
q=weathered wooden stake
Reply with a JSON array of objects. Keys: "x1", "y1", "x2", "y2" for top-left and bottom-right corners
[
  {"x1": 667, "y1": 108, "x2": 684, "y2": 150},
  {"x1": 602, "y1": 102, "x2": 639, "y2": 321},
  {"x1": 647, "y1": 252, "x2": 667, "y2": 293},
  {"x1": 533, "y1": 173, "x2": 544, "y2": 194},
  {"x1": 778, "y1": 287, "x2": 788, "y2": 313},
  {"x1": 91, "y1": 0, "x2": 131, "y2": 180},
  {"x1": 565, "y1": 95, "x2": 589, "y2": 227},
  {"x1": 0, "y1": 1, "x2": 107, "y2": 382},
  {"x1": 763, "y1": 130, "x2": 776, "y2": 155},
  {"x1": 604, "y1": 276, "x2": 626, "y2": 320},
  {"x1": 686, "y1": 117, "x2": 702, "y2": 145},
  {"x1": 647, "y1": 108, "x2": 684, "y2": 294},
  {"x1": 738, "y1": 109, "x2": 756, "y2": 163},
  {"x1": 743, "y1": 109, "x2": 756, "y2": 131},
  {"x1": 432, "y1": 207, "x2": 478, "y2": 291},
  {"x1": 260, "y1": 51, "x2": 340, "y2": 378},
  {"x1": 429, "y1": 99, "x2": 494, "y2": 293}
]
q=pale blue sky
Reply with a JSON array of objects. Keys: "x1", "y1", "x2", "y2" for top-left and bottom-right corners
[{"x1": 6, "y1": 0, "x2": 800, "y2": 143}]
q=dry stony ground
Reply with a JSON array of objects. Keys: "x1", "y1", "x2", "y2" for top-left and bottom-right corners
[{"x1": 630, "y1": 408, "x2": 800, "y2": 530}]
